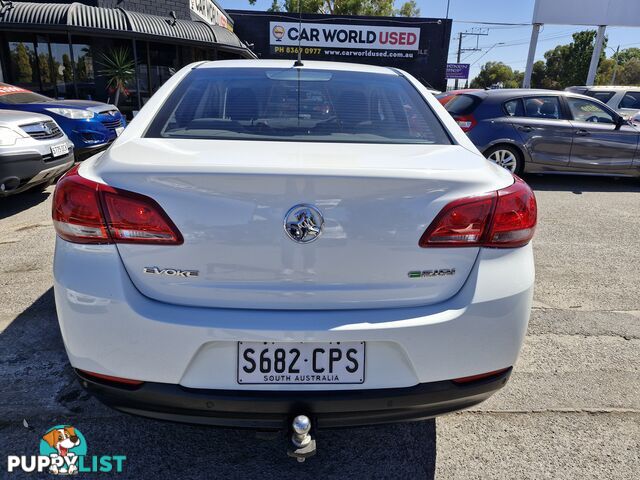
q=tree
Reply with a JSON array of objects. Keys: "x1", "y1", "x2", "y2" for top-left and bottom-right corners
[
  {"x1": 97, "y1": 47, "x2": 135, "y2": 106},
  {"x1": 11, "y1": 43, "x2": 32, "y2": 83},
  {"x1": 253, "y1": 0, "x2": 420, "y2": 17},
  {"x1": 397, "y1": 0, "x2": 419, "y2": 17},
  {"x1": 540, "y1": 30, "x2": 606, "y2": 89},
  {"x1": 617, "y1": 58, "x2": 640, "y2": 85},
  {"x1": 470, "y1": 62, "x2": 521, "y2": 89},
  {"x1": 62, "y1": 54, "x2": 73, "y2": 84},
  {"x1": 530, "y1": 60, "x2": 547, "y2": 88}
]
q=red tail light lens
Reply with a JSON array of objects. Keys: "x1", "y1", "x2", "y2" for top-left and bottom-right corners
[
  {"x1": 454, "y1": 114, "x2": 477, "y2": 132},
  {"x1": 52, "y1": 166, "x2": 109, "y2": 243},
  {"x1": 420, "y1": 194, "x2": 495, "y2": 246},
  {"x1": 420, "y1": 176, "x2": 536, "y2": 248},
  {"x1": 53, "y1": 166, "x2": 182, "y2": 245},
  {"x1": 487, "y1": 179, "x2": 537, "y2": 247}
]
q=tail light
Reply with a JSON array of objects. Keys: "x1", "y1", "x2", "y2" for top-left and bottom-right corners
[
  {"x1": 420, "y1": 176, "x2": 536, "y2": 248},
  {"x1": 454, "y1": 114, "x2": 477, "y2": 132},
  {"x1": 52, "y1": 166, "x2": 183, "y2": 245}
]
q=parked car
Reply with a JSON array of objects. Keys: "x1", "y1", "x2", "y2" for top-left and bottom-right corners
[
  {"x1": 0, "y1": 110, "x2": 74, "y2": 196},
  {"x1": 52, "y1": 60, "x2": 536, "y2": 451},
  {"x1": 0, "y1": 83, "x2": 126, "y2": 161},
  {"x1": 443, "y1": 89, "x2": 640, "y2": 177},
  {"x1": 566, "y1": 85, "x2": 640, "y2": 118}
]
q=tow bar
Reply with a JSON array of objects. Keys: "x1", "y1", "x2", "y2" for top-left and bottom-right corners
[{"x1": 287, "y1": 415, "x2": 316, "y2": 462}]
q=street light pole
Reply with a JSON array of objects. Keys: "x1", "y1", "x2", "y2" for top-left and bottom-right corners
[
  {"x1": 610, "y1": 45, "x2": 620, "y2": 85},
  {"x1": 455, "y1": 33, "x2": 463, "y2": 89}
]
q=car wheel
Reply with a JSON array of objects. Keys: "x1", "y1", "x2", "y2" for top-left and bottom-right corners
[{"x1": 485, "y1": 146, "x2": 523, "y2": 175}]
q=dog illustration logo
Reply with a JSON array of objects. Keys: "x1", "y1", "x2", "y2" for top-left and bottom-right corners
[{"x1": 39, "y1": 425, "x2": 87, "y2": 475}]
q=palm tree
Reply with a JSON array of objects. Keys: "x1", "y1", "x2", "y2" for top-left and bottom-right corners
[{"x1": 97, "y1": 47, "x2": 135, "y2": 106}]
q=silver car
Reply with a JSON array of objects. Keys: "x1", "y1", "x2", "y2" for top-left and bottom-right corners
[
  {"x1": 0, "y1": 110, "x2": 74, "y2": 196},
  {"x1": 566, "y1": 86, "x2": 640, "y2": 119}
]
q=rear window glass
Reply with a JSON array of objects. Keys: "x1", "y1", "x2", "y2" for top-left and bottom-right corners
[
  {"x1": 443, "y1": 94, "x2": 480, "y2": 115},
  {"x1": 145, "y1": 68, "x2": 452, "y2": 145},
  {"x1": 586, "y1": 90, "x2": 615, "y2": 103}
]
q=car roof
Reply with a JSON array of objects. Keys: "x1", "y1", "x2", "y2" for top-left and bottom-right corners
[
  {"x1": 571, "y1": 85, "x2": 635, "y2": 91},
  {"x1": 461, "y1": 88, "x2": 602, "y2": 101},
  {"x1": 195, "y1": 59, "x2": 398, "y2": 76}
]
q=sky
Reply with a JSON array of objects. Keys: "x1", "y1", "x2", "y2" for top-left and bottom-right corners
[{"x1": 221, "y1": 0, "x2": 640, "y2": 86}]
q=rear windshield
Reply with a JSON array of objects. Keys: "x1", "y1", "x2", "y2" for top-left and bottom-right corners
[
  {"x1": 145, "y1": 68, "x2": 452, "y2": 145},
  {"x1": 443, "y1": 94, "x2": 481, "y2": 116}
]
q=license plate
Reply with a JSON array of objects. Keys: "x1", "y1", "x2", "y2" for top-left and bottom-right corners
[
  {"x1": 115, "y1": 126, "x2": 124, "y2": 137},
  {"x1": 237, "y1": 342, "x2": 365, "y2": 385},
  {"x1": 50, "y1": 143, "x2": 69, "y2": 157}
]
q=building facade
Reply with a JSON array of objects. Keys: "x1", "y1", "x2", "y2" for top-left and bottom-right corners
[{"x1": 0, "y1": 1, "x2": 253, "y2": 117}]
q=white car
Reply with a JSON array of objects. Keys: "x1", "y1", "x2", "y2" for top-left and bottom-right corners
[{"x1": 52, "y1": 60, "x2": 536, "y2": 455}]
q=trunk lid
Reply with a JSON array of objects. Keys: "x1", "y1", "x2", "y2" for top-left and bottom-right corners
[{"x1": 88, "y1": 139, "x2": 513, "y2": 310}]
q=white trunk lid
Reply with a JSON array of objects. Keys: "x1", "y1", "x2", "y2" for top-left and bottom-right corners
[{"x1": 88, "y1": 139, "x2": 512, "y2": 310}]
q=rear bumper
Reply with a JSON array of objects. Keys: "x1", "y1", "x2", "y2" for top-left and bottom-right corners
[{"x1": 76, "y1": 368, "x2": 511, "y2": 429}]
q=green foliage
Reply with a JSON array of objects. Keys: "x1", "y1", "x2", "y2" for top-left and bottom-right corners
[
  {"x1": 527, "y1": 30, "x2": 640, "y2": 88},
  {"x1": 616, "y1": 57, "x2": 640, "y2": 85},
  {"x1": 255, "y1": 0, "x2": 419, "y2": 17},
  {"x1": 11, "y1": 43, "x2": 33, "y2": 83},
  {"x1": 62, "y1": 54, "x2": 73, "y2": 83},
  {"x1": 397, "y1": 0, "x2": 419, "y2": 17},
  {"x1": 469, "y1": 61, "x2": 523, "y2": 89},
  {"x1": 532, "y1": 30, "x2": 606, "y2": 89},
  {"x1": 97, "y1": 47, "x2": 135, "y2": 106}
]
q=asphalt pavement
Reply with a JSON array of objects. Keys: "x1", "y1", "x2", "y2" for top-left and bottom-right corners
[{"x1": 1, "y1": 174, "x2": 638, "y2": 479}]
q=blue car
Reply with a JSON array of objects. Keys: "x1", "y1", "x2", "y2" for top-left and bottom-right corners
[{"x1": 0, "y1": 83, "x2": 126, "y2": 161}]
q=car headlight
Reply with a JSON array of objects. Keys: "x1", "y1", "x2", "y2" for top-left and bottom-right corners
[
  {"x1": 46, "y1": 108, "x2": 95, "y2": 119},
  {"x1": 0, "y1": 126, "x2": 24, "y2": 146}
]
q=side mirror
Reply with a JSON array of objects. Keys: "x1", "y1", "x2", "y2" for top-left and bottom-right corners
[{"x1": 614, "y1": 116, "x2": 625, "y2": 130}]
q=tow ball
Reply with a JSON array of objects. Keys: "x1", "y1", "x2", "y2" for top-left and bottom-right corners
[{"x1": 287, "y1": 415, "x2": 316, "y2": 462}]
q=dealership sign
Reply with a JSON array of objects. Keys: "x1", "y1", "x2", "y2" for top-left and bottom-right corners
[
  {"x1": 269, "y1": 22, "x2": 420, "y2": 51},
  {"x1": 446, "y1": 63, "x2": 470, "y2": 79},
  {"x1": 190, "y1": 0, "x2": 232, "y2": 30}
]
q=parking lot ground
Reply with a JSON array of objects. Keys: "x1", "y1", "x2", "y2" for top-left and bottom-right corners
[{"x1": 1, "y1": 174, "x2": 639, "y2": 479}]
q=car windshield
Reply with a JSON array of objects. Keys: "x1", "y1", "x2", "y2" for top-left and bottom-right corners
[
  {"x1": 145, "y1": 68, "x2": 452, "y2": 145},
  {"x1": 0, "y1": 84, "x2": 51, "y2": 104}
]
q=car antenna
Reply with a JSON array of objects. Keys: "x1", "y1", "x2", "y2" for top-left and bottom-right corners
[{"x1": 293, "y1": 0, "x2": 304, "y2": 67}]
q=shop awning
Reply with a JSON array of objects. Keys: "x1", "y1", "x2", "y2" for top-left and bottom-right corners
[{"x1": 0, "y1": 1, "x2": 254, "y2": 55}]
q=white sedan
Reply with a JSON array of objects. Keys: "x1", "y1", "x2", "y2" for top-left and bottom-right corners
[{"x1": 52, "y1": 60, "x2": 536, "y2": 455}]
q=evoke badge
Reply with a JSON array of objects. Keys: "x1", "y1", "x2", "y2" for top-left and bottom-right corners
[
  {"x1": 408, "y1": 268, "x2": 456, "y2": 278},
  {"x1": 284, "y1": 204, "x2": 324, "y2": 244},
  {"x1": 143, "y1": 267, "x2": 199, "y2": 277}
]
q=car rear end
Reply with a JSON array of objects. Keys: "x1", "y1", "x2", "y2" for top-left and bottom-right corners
[
  {"x1": 0, "y1": 110, "x2": 74, "y2": 195},
  {"x1": 442, "y1": 91, "x2": 522, "y2": 154},
  {"x1": 52, "y1": 61, "x2": 536, "y2": 430}
]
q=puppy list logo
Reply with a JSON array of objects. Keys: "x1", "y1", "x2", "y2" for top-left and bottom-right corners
[{"x1": 7, "y1": 425, "x2": 126, "y2": 475}]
